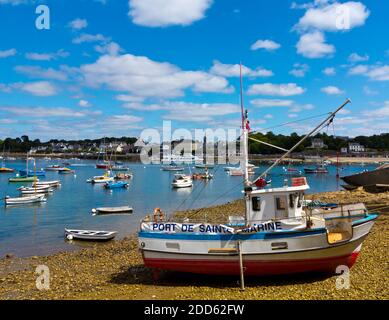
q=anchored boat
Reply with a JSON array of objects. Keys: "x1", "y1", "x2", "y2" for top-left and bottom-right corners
[
  {"x1": 91, "y1": 206, "x2": 133, "y2": 215},
  {"x1": 172, "y1": 174, "x2": 193, "y2": 188},
  {"x1": 5, "y1": 194, "x2": 46, "y2": 205},
  {"x1": 138, "y1": 70, "x2": 377, "y2": 279},
  {"x1": 64, "y1": 229, "x2": 117, "y2": 241}
]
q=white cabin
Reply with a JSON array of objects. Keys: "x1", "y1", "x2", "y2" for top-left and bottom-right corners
[{"x1": 245, "y1": 178, "x2": 309, "y2": 223}]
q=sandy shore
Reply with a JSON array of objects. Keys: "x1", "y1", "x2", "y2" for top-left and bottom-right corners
[{"x1": 0, "y1": 190, "x2": 388, "y2": 300}]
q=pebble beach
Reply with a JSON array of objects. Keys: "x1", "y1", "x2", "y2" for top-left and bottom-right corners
[{"x1": 0, "y1": 189, "x2": 388, "y2": 300}]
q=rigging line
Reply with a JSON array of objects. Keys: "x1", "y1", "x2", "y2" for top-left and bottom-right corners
[
  {"x1": 185, "y1": 178, "x2": 245, "y2": 219},
  {"x1": 250, "y1": 112, "x2": 331, "y2": 134}
]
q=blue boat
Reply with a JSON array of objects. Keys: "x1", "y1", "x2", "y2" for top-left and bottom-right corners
[
  {"x1": 104, "y1": 181, "x2": 129, "y2": 189},
  {"x1": 19, "y1": 169, "x2": 46, "y2": 177}
]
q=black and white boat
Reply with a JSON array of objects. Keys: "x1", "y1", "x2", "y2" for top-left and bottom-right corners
[
  {"x1": 91, "y1": 206, "x2": 133, "y2": 215},
  {"x1": 341, "y1": 164, "x2": 389, "y2": 187},
  {"x1": 64, "y1": 229, "x2": 117, "y2": 241}
]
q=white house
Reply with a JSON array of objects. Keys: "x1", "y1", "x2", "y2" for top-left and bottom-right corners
[
  {"x1": 348, "y1": 142, "x2": 365, "y2": 153},
  {"x1": 310, "y1": 138, "x2": 326, "y2": 149}
]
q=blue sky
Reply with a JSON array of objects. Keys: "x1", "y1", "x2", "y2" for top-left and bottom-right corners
[{"x1": 0, "y1": 0, "x2": 388, "y2": 141}]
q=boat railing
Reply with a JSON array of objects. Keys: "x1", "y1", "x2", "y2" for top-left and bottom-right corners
[{"x1": 140, "y1": 205, "x2": 369, "y2": 229}]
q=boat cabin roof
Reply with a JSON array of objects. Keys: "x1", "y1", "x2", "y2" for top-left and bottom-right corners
[{"x1": 250, "y1": 184, "x2": 309, "y2": 196}]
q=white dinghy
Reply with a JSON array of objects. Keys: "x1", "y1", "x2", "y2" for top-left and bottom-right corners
[
  {"x1": 20, "y1": 188, "x2": 54, "y2": 195},
  {"x1": 5, "y1": 194, "x2": 46, "y2": 205},
  {"x1": 172, "y1": 174, "x2": 193, "y2": 188},
  {"x1": 34, "y1": 180, "x2": 61, "y2": 188},
  {"x1": 64, "y1": 229, "x2": 117, "y2": 241},
  {"x1": 91, "y1": 206, "x2": 133, "y2": 215}
]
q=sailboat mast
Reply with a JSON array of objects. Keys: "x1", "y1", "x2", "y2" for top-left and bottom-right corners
[{"x1": 239, "y1": 63, "x2": 250, "y2": 187}]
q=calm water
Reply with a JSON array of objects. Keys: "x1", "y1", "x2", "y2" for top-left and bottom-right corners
[{"x1": 0, "y1": 159, "x2": 378, "y2": 257}]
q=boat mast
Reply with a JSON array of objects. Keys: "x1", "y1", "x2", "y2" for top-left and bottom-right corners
[{"x1": 240, "y1": 63, "x2": 250, "y2": 187}]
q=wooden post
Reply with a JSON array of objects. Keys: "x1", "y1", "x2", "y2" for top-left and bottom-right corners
[{"x1": 238, "y1": 241, "x2": 245, "y2": 291}]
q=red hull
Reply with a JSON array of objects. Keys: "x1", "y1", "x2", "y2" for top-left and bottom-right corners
[
  {"x1": 96, "y1": 164, "x2": 111, "y2": 169},
  {"x1": 144, "y1": 252, "x2": 359, "y2": 276}
]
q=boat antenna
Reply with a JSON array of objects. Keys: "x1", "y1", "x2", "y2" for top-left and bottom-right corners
[{"x1": 253, "y1": 98, "x2": 351, "y2": 184}]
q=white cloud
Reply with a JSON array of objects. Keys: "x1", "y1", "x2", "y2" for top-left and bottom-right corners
[
  {"x1": 363, "y1": 86, "x2": 378, "y2": 95},
  {"x1": 25, "y1": 49, "x2": 69, "y2": 61},
  {"x1": 0, "y1": 0, "x2": 27, "y2": 5},
  {"x1": 210, "y1": 61, "x2": 273, "y2": 78},
  {"x1": 248, "y1": 83, "x2": 305, "y2": 96},
  {"x1": 69, "y1": 18, "x2": 88, "y2": 31},
  {"x1": 323, "y1": 67, "x2": 336, "y2": 75},
  {"x1": 78, "y1": 100, "x2": 91, "y2": 108},
  {"x1": 1, "y1": 106, "x2": 99, "y2": 118},
  {"x1": 295, "y1": 1, "x2": 370, "y2": 32},
  {"x1": 321, "y1": 85, "x2": 344, "y2": 95},
  {"x1": 289, "y1": 63, "x2": 310, "y2": 77},
  {"x1": 116, "y1": 94, "x2": 144, "y2": 103},
  {"x1": 289, "y1": 103, "x2": 315, "y2": 112},
  {"x1": 81, "y1": 53, "x2": 233, "y2": 98},
  {"x1": 349, "y1": 64, "x2": 389, "y2": 81},
  {"x1": 0, "y1": 48, "x2": 17, "y2": 58},
  {"x1": 94, "y1": 42, "x2": 123, "y2": 56},
  {"x1": 14, "y1": 65, "x2": 68, "y2": 81},
  {"x1": 128, "y1": 0, "x2": 213, "y2": 27},
  {"x1": 296, "y1": 31, "x2": 335, "y2": 58},
  {"x1": 366, "y1": 65, "x2": 389, "y2": 81},
  {"x1": 348, "y1": 53, "x2": 369, "y2": 63},
  {"x1": 18, "y1": 81, "x2": 58, "y2": 96},
  {"x1": 348, "y1": 64, "x2": 368, "y2": 75},
  {"x1": 362, "y1": 102, "x2": 389, "y2": 118},
  {"x1": 251, "y1": 99, "x2": 294, "y2": 108},
  {"x1": 250, "y1": 39, "x2": 281, "y2": 51},
  {"x1": 72, "y1": 33, "x2": 110, "y2": 44}
]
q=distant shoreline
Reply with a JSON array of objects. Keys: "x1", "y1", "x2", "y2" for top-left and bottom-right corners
[{"x1": 2, "y1": 153, "x2": 388, "y2": 164}]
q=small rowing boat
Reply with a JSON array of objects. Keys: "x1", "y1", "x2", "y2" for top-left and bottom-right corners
[
  {"x1": 20, "y1": 188, "x2": 53, "y2": 195},
  {"x1": 5, "y1": 194, "x2": 46, "y2": 205},
  {"x1": 104, "y1": 181, "x2": 129, "y2": 189},
  {"x1": 162, "y1": 165, "x2": 184, "y2": 172},
  {"x1": 111, "y1": 165, "x2": 130, "y2": 172},
  {"x1": 64, "y1": 229, "x2": 117, "y2": 241},
  {"x1": 0, "y1": 167, "x2": 15, "y2": 173},
  {"x1": 9, "y1": 176, "x2": 38, "y2": 183},
  {"x1": 33, "y1": 180, "x2": 61, "y2": 187},
  {"x1": 195, "y1": 164, "x2": 215, "y2": 169},
  {"x1": 91, "y1": 206, "x2": 133, "y2": 215}
]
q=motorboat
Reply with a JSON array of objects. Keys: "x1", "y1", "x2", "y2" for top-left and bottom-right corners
[
  {"x1": 5, "y1": 194, "x2": 46, "y2": 205},
  {"x1": 58, "y1": 167, "x2": 75, "y2": 174},
  {"x1": 64, "y1": 229, "x2": 117, "y2": 241},
  {"x1": 304, "y1": 165, "x2": 328, "y2": 174},
  {"x1": 114, "y1": 173, "x2": 133, "y2": 180},
  {"x1": 162, "y1": 165, "x2": 185, "y2": 172},
  {"x1": 20, "y1": 188, "x2": 53, "y2": 195},
  {"x1": 33, "y1": 180, "x2": 61, "y2": 187},
  {"x1": 172, "y1": 174, "x2": 193, "y2": 188},
  {"x1": 9, "y1": 176, "x2": 38, "y2": 183},
  {"x1": 104, "y1": 181, "x2": 129, "y2": 189},
  {"x1": 45, "y1": 165, "x2": 64, "y2": 171}
]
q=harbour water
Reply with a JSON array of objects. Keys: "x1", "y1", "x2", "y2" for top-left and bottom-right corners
[{"x1": 0, "y1": 159, "x2": 378, "y2": 257}]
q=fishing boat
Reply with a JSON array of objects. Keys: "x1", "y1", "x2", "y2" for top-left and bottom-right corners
[
  {"x1": 104, "y1": 181, "x2": 129, "y2": 189},
  {"x1": 91, "y1": 206, "x2": 133, "y2": 215},
  {"x1": 5, "y1": 194, "x2": 46, "y2": 205},
  {"x1": 172, "y1": 174, "x2": 193, "y2": 188},
  {"x1": 64, "y1": 229, "x2": 117, "y2": 241},
  {"x1": 58, "y1": 167, "x2": 75, "y2": 174},
  {"x1": 91, "y1": 173, "x2": 114, "y2": 184},
  {"x1": 138, "y1": 71, "x2": 377, "y2": 280},
  {"x1": 96, "y1": 162, "x2": 112, "y2": 169},
  {"x1": 341, "y1": 164, "x2": 389, "y2": 187}
]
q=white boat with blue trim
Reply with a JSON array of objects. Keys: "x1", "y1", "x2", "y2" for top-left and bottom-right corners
[{"x1": 138, "y1": 71, "x2": 377, "y2": 277}]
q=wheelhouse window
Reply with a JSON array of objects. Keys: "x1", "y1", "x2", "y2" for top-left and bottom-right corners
[
  {"x1": 276, "y1": 197, "x2": 287, "y2": 210},
  {"x1": 252, "y1": 196, "x2": 261, "y2": 211}
]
